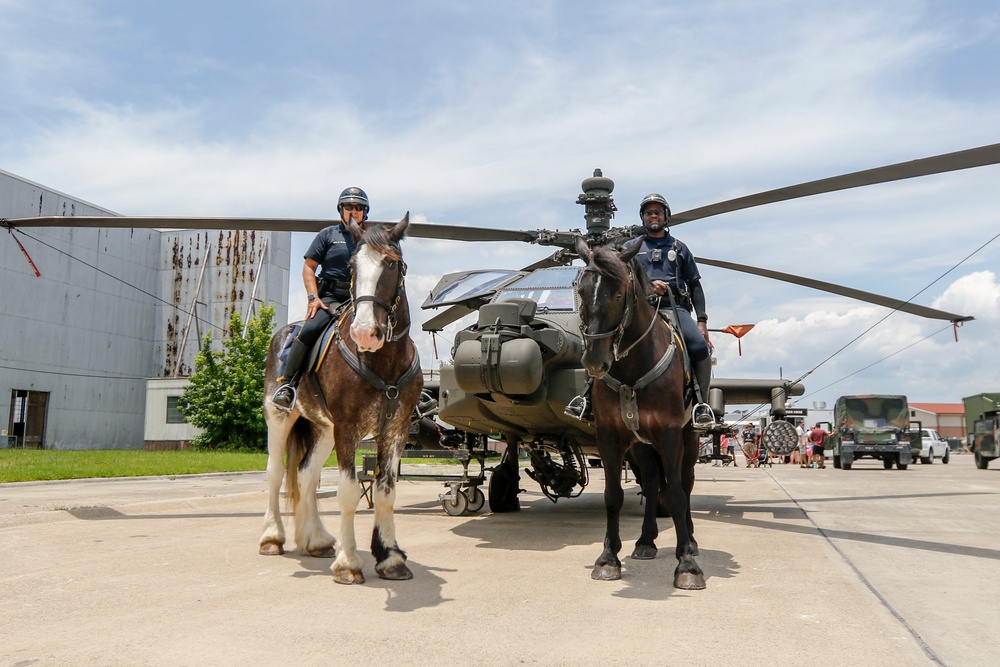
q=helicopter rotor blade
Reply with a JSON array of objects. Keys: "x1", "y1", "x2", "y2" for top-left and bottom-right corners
[
  {"x1": 696, "y1": 256, "x2": 973, "y2": 323},
  {"x1": 406, "y1": 222, "x2": 540, "y2": 244},
  {"x1": 2, "y1": 215, "x2": 343, "y2": 233},
  {"x1": 672, "y1": 143, "x2": 1000, "y2": 225}
]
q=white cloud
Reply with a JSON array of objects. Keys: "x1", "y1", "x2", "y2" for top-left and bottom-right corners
[{"x1": 934, "y1": 270, "x2": 1000, "y2": 321}]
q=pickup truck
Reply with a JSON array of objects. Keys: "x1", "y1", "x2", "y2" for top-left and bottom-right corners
[{"x1": 917, "y1": 428, "x2": 950, "y2": 464}]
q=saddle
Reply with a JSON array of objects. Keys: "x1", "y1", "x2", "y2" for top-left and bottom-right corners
[
  {"x1": 655, "y1": 310, "x2": 695, "y2": 403},
  {"x1": 276, "y1": 303, "x2": 421, "y2": 436},
  {"x1": 275, "y1": 303, "x2": 351, "y2": 380}
]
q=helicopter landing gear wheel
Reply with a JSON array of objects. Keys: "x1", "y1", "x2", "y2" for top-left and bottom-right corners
[
  {"x1": 465, "y1": 486, "x2": 486, "y2": 513},
  {"x1": 441, "y1": 484, "x2": 469, "y2": 516}
]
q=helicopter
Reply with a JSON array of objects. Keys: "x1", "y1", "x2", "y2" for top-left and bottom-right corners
[{"x1": 5, "y1": 143, "x2": 996, "y2": 512}]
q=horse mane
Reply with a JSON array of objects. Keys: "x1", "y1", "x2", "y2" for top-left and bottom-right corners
[
  {"x1": 590, "y1": 246, "x2": 630, "y2": 285},
  {"x1": 590, "y1": 245, "x2": 652, "y2": 297},
  {"x1": 362, "y1": 223, "x2": 402, "y2": 261},
  {"x1": 628, "y1": 255, "x2": 653, "y2": 298}
]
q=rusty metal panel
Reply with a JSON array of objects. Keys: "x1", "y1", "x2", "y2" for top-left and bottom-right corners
[{"x1": 157, "y1": 229, "x2": 289, "y2": 377}]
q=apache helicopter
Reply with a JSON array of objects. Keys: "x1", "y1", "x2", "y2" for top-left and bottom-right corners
[{"x1": 5, "y1": 143, "x2": 996, "y2": 513}]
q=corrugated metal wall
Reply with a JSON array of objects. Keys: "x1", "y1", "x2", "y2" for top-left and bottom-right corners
[{"x1": 1, "y1": 169, "x2": 289, "y2": 449}]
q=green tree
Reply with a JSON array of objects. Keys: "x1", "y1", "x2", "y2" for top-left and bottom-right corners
[{"x1": 180, "y1": 305, "x2": 276, "y2": 451}]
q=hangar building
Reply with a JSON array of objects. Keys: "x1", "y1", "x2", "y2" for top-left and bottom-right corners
[{"x1": 1, "y1": 169, "x2": 290, "y2": 449}]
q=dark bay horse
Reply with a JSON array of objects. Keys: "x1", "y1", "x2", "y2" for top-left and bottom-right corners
[
  {"x1": 259, "y1": 214, "x2": 422, "y2": 585},
  {"x1": 575, "y1": 238, "x2": 705, "y2": 589}
]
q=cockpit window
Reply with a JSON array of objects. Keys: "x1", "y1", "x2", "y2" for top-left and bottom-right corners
[
  {"x1": 427, "y1": 270, "x2": 521, "y2": 306},
  {"x1": 495, "y1": 267, "x2": 580, "y2": 312}
]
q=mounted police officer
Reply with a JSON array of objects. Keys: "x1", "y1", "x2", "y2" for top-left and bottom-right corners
[
  {"x1": 624, "y1": 193, "x2": 715, "y2": 427},
  {"x1": 270, "y1": 186, "x2": 370, "y2": 411}
]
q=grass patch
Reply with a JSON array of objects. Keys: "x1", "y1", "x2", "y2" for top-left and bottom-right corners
[
  {"x1": 0, "y1": 450, "x2": 272, "y2": 483},
  {"x1": 0, "y1": 449, "x2": 465, "y2": 483}
]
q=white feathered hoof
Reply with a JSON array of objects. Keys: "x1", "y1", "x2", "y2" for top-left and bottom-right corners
[
  {"x1": 259, "y1": 541, "x2": 284, "y2": 556},
  {"x1": 307, "y1": 545, "x2": 336, "y2": 558},
  {"x1": 333, "y1": 567, "x2": 365, "y2": 585}
]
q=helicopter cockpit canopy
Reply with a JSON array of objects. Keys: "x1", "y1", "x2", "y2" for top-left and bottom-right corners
[
  {"x1": 494, "y1": 267, "x2": 580, "y2": 313},
  {"x1": 423, "y1": 269, "x2": 523, "y2": 308}
]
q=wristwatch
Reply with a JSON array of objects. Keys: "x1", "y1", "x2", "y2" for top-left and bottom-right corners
[{"x1": 307, "y1": 293, "x2": 318, "y2": 301}]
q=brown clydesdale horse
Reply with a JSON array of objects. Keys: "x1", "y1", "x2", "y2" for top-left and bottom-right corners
[
  {"x1": 575, "y1": 238, "x2": 705, "y2": 589},
  {"x1": 259, "y1": 214, "x2": 422, "y2": 585}
]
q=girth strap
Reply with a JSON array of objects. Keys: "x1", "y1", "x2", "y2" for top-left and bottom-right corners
[
  {"x1": 336, "y1": 332, "x2": 421, "y2": 437},
  {"x1": 599, "y1": 342, "x2": 677, "y2": 443}
]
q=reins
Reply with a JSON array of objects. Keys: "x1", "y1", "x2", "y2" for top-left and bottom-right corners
[
  {"x1": 349, "y1": 241, "x2": 411, "y2": 342},
  {"x1": 581, "y1": 259, "x2": 678, "y2": 442},
  {"x1": 331, "y1": 238, "x2": 420, "y2": 436},
  {"x1": 580, "y1": 267, "x2": 658, "y2": 361}
]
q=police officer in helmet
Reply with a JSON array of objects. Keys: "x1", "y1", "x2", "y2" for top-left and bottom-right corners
[
  {"x1": 270, "y1": 186, "x2": 370, "y2": 411},
  {"x1": 624, "y1": 193, "x2": 715, "y2": 427}
]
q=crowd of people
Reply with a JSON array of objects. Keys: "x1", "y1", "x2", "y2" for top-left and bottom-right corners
[{"x1": 702, "y1": 421, "x2": 831, "y2": 468}]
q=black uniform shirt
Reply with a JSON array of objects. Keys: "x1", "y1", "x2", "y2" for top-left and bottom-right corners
[
  {"x1": 305, "y1": 224, "x2": 356, "y2": 282},
  {"x1": 624, "y1": 232, "x2": 701, "y2": 296}
]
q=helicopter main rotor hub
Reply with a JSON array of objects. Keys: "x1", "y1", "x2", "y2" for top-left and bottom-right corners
[{"x1": 576, "y1": 168, "x2": 617, "y2": 236}]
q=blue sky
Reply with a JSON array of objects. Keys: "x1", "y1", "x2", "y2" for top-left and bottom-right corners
[{"x1": 3, "y1": 0, "x2": 999, "y2": 409}]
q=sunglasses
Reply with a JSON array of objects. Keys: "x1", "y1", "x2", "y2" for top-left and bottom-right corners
[{"x1": 342, "y1": 203, "x2": 366, "y2": 212}]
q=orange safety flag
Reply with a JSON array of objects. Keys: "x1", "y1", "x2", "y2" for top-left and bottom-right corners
[{"x1": 721, "y1": 324, "x2": 755, "y2": 356}]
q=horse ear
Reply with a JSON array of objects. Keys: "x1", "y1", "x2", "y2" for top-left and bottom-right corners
[
  {"x1": 575, "y1": 236, "x2": 593, "y2": 264},
  {"x1": 389, "y1": 211, "x2": 410, "y2": 243},
  {"x1": 346, "y1": 218, "x2": 365, "y2": 242},
  {"x1": 619, "y1": 240, "x2": 641, "y2": 263}
]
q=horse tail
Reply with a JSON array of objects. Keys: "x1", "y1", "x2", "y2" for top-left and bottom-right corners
[{"x1": 284, "y1": 419, "x2": 313, "y2": 510}]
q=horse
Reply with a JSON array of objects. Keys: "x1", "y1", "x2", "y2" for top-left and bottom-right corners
[
  {"x1": 574, "y1": 237, "x2": 705, "y2": 590},
  {"x1": 258, "y1": 214, "x2": 423, "y2": 585}
]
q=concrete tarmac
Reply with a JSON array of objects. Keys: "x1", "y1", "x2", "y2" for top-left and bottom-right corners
[{"x1": 2, "y1": 452, "x2": 998, "y2": 666}]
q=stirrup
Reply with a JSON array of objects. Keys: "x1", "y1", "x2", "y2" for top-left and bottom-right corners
[
  {"x1": 564, "y1": 394, "x2": 588, "y2": 421},
  {"x1": 270, "y1": 384, "x2": 297, "y2": 412},
  {"x1": 692, "y1": 402, "x2": 715, "y2": 429}
]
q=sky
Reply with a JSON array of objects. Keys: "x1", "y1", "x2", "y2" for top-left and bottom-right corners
[{"x1": 2, "y1": 0, "x2": 999, "y2": 412}]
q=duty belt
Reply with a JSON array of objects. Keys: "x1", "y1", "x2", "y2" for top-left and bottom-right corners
[{"x1": 317, "y1": 278, "x2": 352, "y2": 299}]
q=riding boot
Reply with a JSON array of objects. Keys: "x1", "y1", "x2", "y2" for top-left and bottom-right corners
[
  {"x1": 691, "y1": 356, "x2": 715, "y2": 429},
  {"x1": 271, "y1": 339, "x2": 308, "y2": 411}
]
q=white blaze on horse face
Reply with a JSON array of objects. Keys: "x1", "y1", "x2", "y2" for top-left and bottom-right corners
[{"x1": 350, "y1": 244, "x2": 385, "y2": 352}]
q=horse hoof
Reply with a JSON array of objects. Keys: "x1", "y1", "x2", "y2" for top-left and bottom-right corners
[
  {"x1": 631, "y1": 545, "x2": 657, "y2": 560},
  {"x1": 259, "y1": 542, "x2": 284, "y2": 556},
  {"x1": 308, "y1": 545, "x2": 336, "y2": 558},
  {"x1": 591, "y1": 565, "x2": 622, "y2": 581},
  {"x1": 333, "y1": 569, "x2": 365, "y2": 585},
  {"x1": 674, "y1": 572, "x2": 706, "y2": 590},
  {"x1": 376, "y1": 562, "x2": 414, "y2": 580}
]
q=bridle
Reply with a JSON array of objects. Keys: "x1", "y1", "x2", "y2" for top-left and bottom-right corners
[
  {"x1": 578, "y1": 254, "x2": 680, "y2": 443},
  {"x1": 580, "y1": 265, "x2": 658, "y2": 361},
  {"x1": 350, "y1": 241, "x2": 410, "y2": 341}
]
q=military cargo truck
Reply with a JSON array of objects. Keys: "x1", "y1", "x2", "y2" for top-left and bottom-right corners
[
  {"x1": 963, "y1": 393, "x2": 1000, "y2": 470},
  {"x1": 831, "y1": 395, "x2": 913, "y2": 470}
]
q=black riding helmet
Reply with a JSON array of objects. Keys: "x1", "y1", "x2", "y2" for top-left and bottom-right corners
[
  {"x1": 337, "y1": 186, "x2": 370, "y2": 221},
  {"x1": 639, "y1": 193, "x2": 670, "y2": 232}
]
